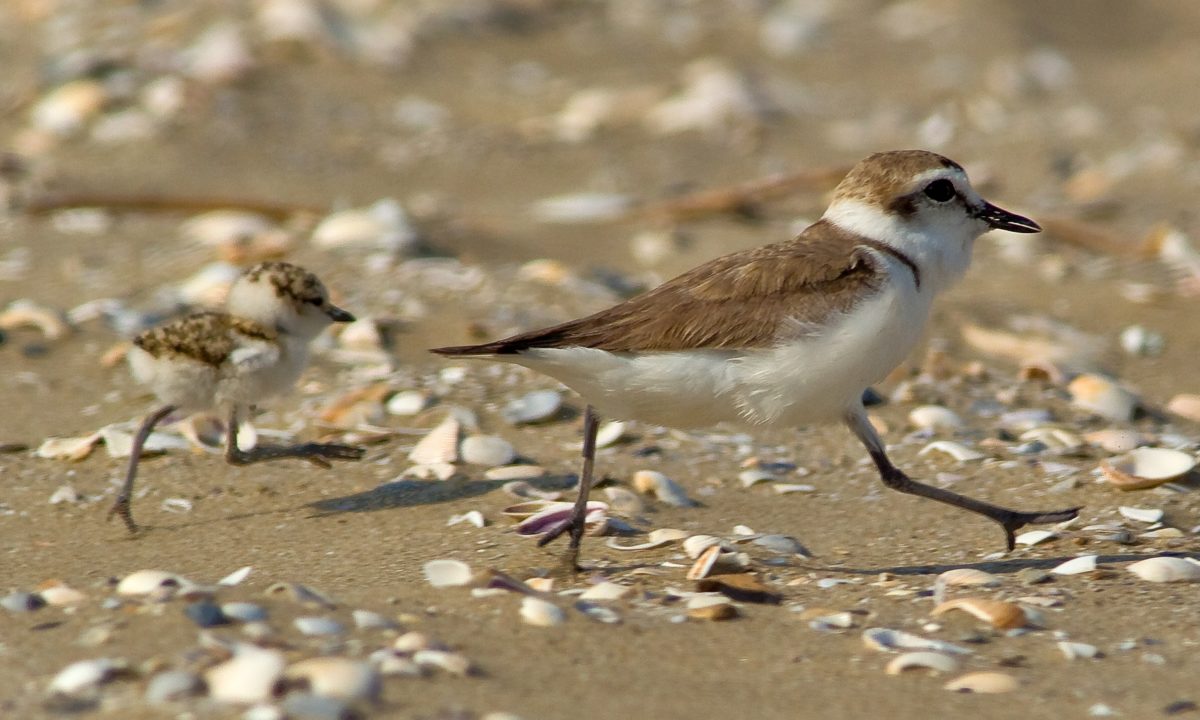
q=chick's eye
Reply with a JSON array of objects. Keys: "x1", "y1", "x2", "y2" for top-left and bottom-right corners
[{"x1": 923, "y1": 179, "x2": 956, "y2": 203}]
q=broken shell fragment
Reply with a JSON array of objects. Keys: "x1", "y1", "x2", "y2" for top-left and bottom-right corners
[
  {"x1": 686, "y1": 595, "x2": 738, "y2": 621},
  {"x1": 1051, "y1": 555, "x2": 1098, "y2": 575},
  {"x1": 116, "y1": 570, "x2": 185, "y2": 597},
  {"x1": 519, "y1": 596, "x2": 566, "y2": 627},
  {"x1": 1126, "y1": 556, "x2": 1200, "y2": 583},
  {"x1": 935, "y1": 569, "x2": 1002, "y2": 588},
  {"x1": 1101, "y1": 447, "x2": 1196, "y2": 490},
  {"x1": 862, "y1": 628, "x2": 971, "y2": 655},
  {"x1": 908, "y1": 405, "x2": 964, "y2": 432},
  {"x1": 932, "y1": 598, "x2": 1032, "y2": 630},
  {"x1": 1058, "y1": 641, "x2": 1101, "y2": 660},
  {"x1": 885, "y1": 652, "x2": 960, "y2": 675},
  {"x1": 944, "y1": 671, "x2": 1019, "y2": 694},
  {"x1": 513, "y1": 501, "x2": 608, "y2": 537},
  {"x1": 605, "y1": 528, "x2": 689, "y2": 551},
  {"x1": 423, "y1": 559, "x2": 474, "y2": 588},
  {"x1": 36, "y1": 433, "x2": 102, "y2": 461},
  {"x1": 579, "y1": 582, "x2": 634, "y2": 601},
  {"x1": 682, "y1": 534, "x2": 725, "y2": 559},
  {"x1": 919, "y1": 440, "x2": 985, "y2": 462},
  {"x1": 1118, "y1": 506, "x2": 1163, "y2": 524},
  {"x1": 594, "y1": 420, "x2": 628, "y2": 448},
  {"x1": 1016, "y1": 530, "x2": 1058, "y2": 546},
  {"x1": 0, "y1": 300, "x2": 70, "y2": 340},
  {"x1": 1068, "y1": 374, "x2": 1137, "y2": 421},
  {"x1": 632, "y1": 470, "x2": 698, "y2": 508},
  {"x1": 1084, "y1": 429, "x2": 1141, "y2": 454},
  {"x1": 408, "y1": 415, "x2": 461, "y2": 465}
]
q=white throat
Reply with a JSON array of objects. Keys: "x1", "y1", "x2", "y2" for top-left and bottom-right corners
[{"x1": 822, "y1": 199, "x2": 977, "y2": 296}]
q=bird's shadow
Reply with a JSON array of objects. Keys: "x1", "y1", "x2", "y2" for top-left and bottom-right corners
[{"x1": 304, "y1": 473, "x2": 579, "y2": 516}]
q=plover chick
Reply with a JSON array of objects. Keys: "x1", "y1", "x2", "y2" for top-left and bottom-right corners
[
  {"x1": 110, "y1": 261, "x2": 365, "y2": 533},
  {"x1": 433, "y1": 150, "x2": 1080, "y2": 569}
]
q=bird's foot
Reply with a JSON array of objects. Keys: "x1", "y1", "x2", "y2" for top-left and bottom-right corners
[{"x1": 998, "y1": 506, "x2": 1082, "y2": 551}]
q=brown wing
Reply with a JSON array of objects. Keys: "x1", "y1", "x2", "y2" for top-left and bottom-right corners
[
  {"x1": 432, "y1": 219, "x2": 887, "y2": 355},
  {"x1": 133, "y1": 312, "x2": 277, "y2": 366}
]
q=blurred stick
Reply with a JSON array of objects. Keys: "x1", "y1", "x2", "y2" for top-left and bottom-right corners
[
  {"x1": 633, "y1": 164, "x2": 851, "y2": 224},
  {"x1": 24, "y1": 192, "x2": 323, "y2": 220}
]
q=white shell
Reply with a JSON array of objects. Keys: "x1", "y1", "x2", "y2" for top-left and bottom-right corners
[
  {"x1": 908, "y1": 405, "x2": 964, "y2": 431},
  {"x1": 423, "y1": 559, "x2": 474, "y2": 588},
  {"x1": 36, "y1": 434, "x2": 101, "y2": 461},
  {"x1": 530, "y1": 193, "x2": 633, "y2": 223},
  {"x1": 99, "y1": 424, "x2": 190, "y2": 458},
  {"x1": 48, "y1": 485, "x2": 79, "y2": 504},
  {"x1": 1051, "y1": 555, "x2": 1098, "y2": 575},
  {"x1": 1126, "y1": 557, "x2": 1200, "y2": 583},
  {"x1": 632, "y1": 470, "x2": 698, "y2": 508},
  {"x1": 353, "y1": 609, "x2": 398, "y2": 630},
  {"x1": 39, "y1": 584, "x2": 86, "y2": 607},
  {"x1": 181, "y1": 211, "x2": 275, "y2": 246},
  {"x1": 1084, "y1": 429, "x2": 1140, "y2": 454},
  {"x1": 738, "y1": 469, "x2": 778, "y2": 487},
  {"x1": 1101, "y1": 448, "x2": 1196, "y2": 490},
  {"x1": 49, "y1": 658, "x2": 116, "y2": 694},
  {"x1": 218, "y1": 566, "x2": 253, "y2": 586},
  {"x1": 116, "y1": 570, "x2": 185, "y2": 596},
  {"x1": 772, "y1": 483, "x2": 816, "y2": 494},
  {"x1": 935, "y1": 568, "x2": 1001, "y2": 588},
  {"x1": 1016, "y1": 530, "x2": 1058, "y2": 546},
  {"x1": 1058, "y1": 641, "x2": 1101, "y2": 660},
  {"x1": 386, "y1": 390, "x2": 430, "y2": 416},
  {"x1": 1118, "y1": 506, "x2": 1164, "y2": 524},
  {"x1": 862, "y1": 628, "x2": 971, "y2": 655},
  {"x1": 594, "y1": 421, "x2": 628, "y2": 448},
  {"x1": 885, "y1": 652, "x2": 960, "y2": 675},
  {"x1": 918, "y1": 440, "x2": 985, "y2": 462},
  {"x1": 1068, "y1": 374, "x2": 1137, "y2": 421},
  {"x1": 205, "y1": 645, "x2": 286, "y2": 704},
  {"x1": 486, "y1": 466, "x2": 548, "y2": 481},
  {"x1": 293, "y1": 616, "x2": 344, "y2": 636},
  {"x1": 32, "y1": 80, "x2": 108, "y2": 136},
  {"x1": 408, "y1": 415, "x2": 460, "y2": 465},
  {"x1": 1166, "y1": 393, "x2": 1200, "y2": 423},
  {"x1": 605, "y1": 528, "x2": 689, "y2": 551},
  {"x1": 682, "y1": 534, "x2": 724, "y2": 559},
  {"x1": 447, "y1": 511, "x2": 486, "y2": 528},
  {"x1": 312, "y1": 199, "x2": 416, "y2": 252},
  {"x1": 519, "y1": 596, "x2": 566, "y2": 627},
  {"x1": 460, "y1": 435, "x2": 516, "y2": 466},
  {"x1": 501, "y1": 390, "x2": 562, "y2": 424},
  {"x1": 944, "y1": 671, "x2": 1019, "y2": 694},
  {"x1": 412, "y1": 650, "x2": 472, "y2": 676},
  {"x1": 578, "y1": 582, "x2": 633, "y2": 601},
  {"x1": 284, "y1": 658, "x2": 380, "y2": 702}
]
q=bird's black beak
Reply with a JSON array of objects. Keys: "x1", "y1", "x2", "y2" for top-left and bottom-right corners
[
  {"x1": 975, "y1": 201, "x2": 1041, "y2": 233},
  {"x1": 325, "y1": 304, "x2": 356, "y2": 323}
]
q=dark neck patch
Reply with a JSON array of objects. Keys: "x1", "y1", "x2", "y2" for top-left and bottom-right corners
[{"x1": 859, "y1": 239, "x2": 921, "y2": 289}]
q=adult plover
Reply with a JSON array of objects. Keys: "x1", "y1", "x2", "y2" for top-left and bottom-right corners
[
  {"x1": 432, "y1": 150, "x2": 1080, "y2": 568},
  {"x1": 111, "y1": 261, "x2": 365, "y2": 532}
]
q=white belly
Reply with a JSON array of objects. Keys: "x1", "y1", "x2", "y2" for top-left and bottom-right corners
[
  {"x1": 127, "y1": 340, "x2": 307, "y2": 412},
  {"x1": 513, "y1": 282, "x2": 930, "y2": 429}
]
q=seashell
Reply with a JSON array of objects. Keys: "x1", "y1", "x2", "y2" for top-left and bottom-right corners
[
  {"x1": 460, "y1": 435, "x2": 516, "y2": 466},
  {"x1": 772, "y1": 483, "x2": 816, "y2": 494},
  {"x1": 486, "y1": 466, "x2": 548, "y2": 481},
  {"x1": 518, "y1": 259, "x2": 574, "y2": 285},
  {"x1": 1, "y1": 591, "x2": 44, "y2": 612},
  {"x1": 36, "y1": 433, "x2": 101, "y2": 461},
  {"x1": 284, "y1": 658, "x2": 380, "y2": 702},
  {"x1": 501, "y1": 390, "x2": 562, "y2": 424},
  {"x1": 936, "y1": 568, "x2": 1002, "y2": 588},
  {"x1": 1016, "y1": 530, "x2": 1058, "y2": 546},
  {"x1": 603, "y1": 486, "x2": 645, "y2": 516},
  {"x1": 807, "y1": 611, "x2": 855, "y2": 631},
  {"x1": 499, "y1": 481, "x2": 558, "y2": 500},
  {"x1": 37, "y1": 582, "x2": 86, "y2": 607},
  {"x1": 501, "y1": 500, "x2": 561, "y2": 519},
  {"x1": 221, "y1": 602, "x2": 268, "y2": 623},
  {"x1": 696, "y1": 574, "x2": 781, "y2": 604},
  {"x1": 579, "y1": 582, "x2": 633, "y2": 601},
  {"x1": 412, "y1": 650, "x2": 472, "y2": 676},
  {"x1": 1166, "y1": 393, "x2": 1200, "y2": 423},
  {"x1": 1118, "y1": 506, "x2": 1163, "y2": 524},
  {"x1": 99, "y1": 424, "x2": 189, "y2": 458},
  {"x1": 49, "y1": 658, "x2": 118, "y2": 694},
  {"x1": 256, "y1": 0, "x2": 329, "y2": 45},
  {"x1": 145, "y1": 670, "x2": 203, "y2": 704},
  {"x1": 264, "y1": 582, "x2": 336, "y2": 609},
  {"x1": 686, "y1": 545, "x2": 722, "y2": 580},
  {"x1": 31, "y1": 80, "x2": 108, "y2": 136},
  {"x1": 682, "y1": 534, "x2": 725, "y2": 559},
  {"x1": 919, "y1": 440, "x2": 985, "y2": 462},
  {"x1": 944, "y1": 671, "x2": 1019, "y2": 694},
  {"x1": 423, "y1": 559, "x2": 474, "y2": 588},
  {"x1": 1068, "y1": 374, "x2": 1137, "y2": 421},
  {"x1": 386, "y1": 390, "x2": 431, "y2": 416},
  {"x1": 752, "y1": 534, "x2": 809, "y2": 556},
  {"x1": 205, "y1": 645, "x2": 286, "y2": 704},
  {"x1": 862, "y1": 628, "x2": 972, "y2": 655},
  {"x1": 1119, "y1": 325, "x2": 1164, "y2": 357},
  {"x1": 520, "y1": 596, "x2": 566, "y2": 627},
  {"x1": 447, "y1": 511, "x2": 486, "y2": 528},
  {"x1": 932, "y1": 598, "x2": 1031, "y2": 629},
  {"x1": 685, "y1": 595, "x2": 738, "y2": 621},
  {"x1": 1019, "y1": 427, "x2": 1084, "y2": 452},
  {"x1": 218, "y1": 566, "x2": 253, "y2": 586},
  {"x1": 885, "y1": 651, "x2": 961, "y2": 675},
  {"x1": 576, "y1": 601, "x2": 622, "y2": 624},
  {"x1": 632, "y1": 470, "x2": 698, "y2": 508},
  {"x1": 0, "y1": 299, "x2": 70, "y2": 340},
  {"x1": 48, "y1": 485, "x2": 79, "y2": 504},
  {"x1": 1058, "y1": 641, "x2": 1101, "y2": 660},
  {"x1": 605, "y1": 527, "x2": 689, "y2": 551},
  {"x1": 181, "y1": 210, "x2": 275, "y2": 246},
  {"x1": 1139, "y1": 527, "x2": 1184, "y2": 539},
  {"x1": 513, "y1": 501, "x2": 608, "y2": 537},
  {"x1": 594, "y1": 420, "x2": 628, "y2": 448},
  {"x1": 738, "y1": 469, "x2": 778, "y2": 487},
  {"x1": 1084, "y1": 429, "x2": 1141, "y2": 454},
  {"x1": 645, "y1": 59, "x2": 762, "y2": 136},
  {"x1": 1051, "y1": 555, "x2": 1098, "y2": 575},
  {"x1": 352, "y1": 609, "x2": 398, "y2": 630},
  {"x1": 175, "y1": 262, "x2": 242, "y2": 308},
  {"x1": 116, "y1": 570, "x2": 184, "y2": 597},
  {"x1": 312, "y1": 199, "x2": 417, "y2": 253},
  {"x1": 408, "y1": 415, "x2": 460, "y2": 465},
  {"x1": 1126, "y1": 557, "x2": 1200, "y2": 583},
  {"x1": 908, "y1": 405, "x2": 964, "y2": 432},
  {"x1": 293, "y1": 616, "x2": 344, "y2": 636},
  {"x1": 529, "y1": 193, "x2": 633, "y2": 224},
  {"x1": 525, "y1": 578, "x2": 554, "y2": 593},
  {"x1": 393, "y1": 631, "x2": 439, "y2": 653},
  {"x1": 185, "y1": 23, "x2": 254, "y2": 84},
  {"x1": 370, "y1": 650, "x2": 423, "y2": 677},
  {"x1": 1101, "y1": 448, "x2": 1196, "y2": 491}
]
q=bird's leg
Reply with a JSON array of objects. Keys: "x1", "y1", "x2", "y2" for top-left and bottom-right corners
[
  {"x1": 107, "y1": 404, "x2": 177, "y2": 534},
  {"x1": 844, "y1": 408, "x2": 1080, "y2": 551},
  {"x1": 537, "y1": 404, "x2": 600, "y2": 572},
  {"x1": 224, "y1": 406, "x2": 365, "y2": 468}
]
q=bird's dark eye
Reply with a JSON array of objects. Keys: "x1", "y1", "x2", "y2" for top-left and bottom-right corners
[{"x1": 923, "y1": 179, "x2": 956, "y2": 203}]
